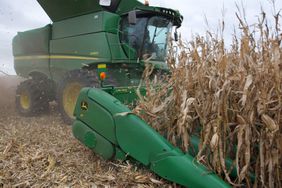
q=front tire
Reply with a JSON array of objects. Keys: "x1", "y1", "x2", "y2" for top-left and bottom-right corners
[{"x1": 57, "y1": 69, "x2": 98, "y2": 124}]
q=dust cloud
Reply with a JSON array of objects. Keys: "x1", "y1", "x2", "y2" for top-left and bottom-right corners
[{"x1": 0, "y1": 76, "x2": 21, "y2": 114}]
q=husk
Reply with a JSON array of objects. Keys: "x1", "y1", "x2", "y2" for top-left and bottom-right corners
[{"x1": 135, "y1": 11, "x2": 281, "y2": 187}]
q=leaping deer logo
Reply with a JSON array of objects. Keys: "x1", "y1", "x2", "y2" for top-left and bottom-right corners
[{"x1": 81, "y1": 101, "x2": 88, "y2": 111}]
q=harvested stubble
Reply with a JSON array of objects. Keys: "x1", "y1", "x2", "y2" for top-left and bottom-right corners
[
  {"x1": 135, "y1": 12, "x2": 281, "y2": 187},
  {"x1": 0, "y1": 76, "x2": 169, "y2": 187}
]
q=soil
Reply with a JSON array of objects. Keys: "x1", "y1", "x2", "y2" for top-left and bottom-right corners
[{"x1": 0, "y1": 76, "x2": 170, "y2": 187}]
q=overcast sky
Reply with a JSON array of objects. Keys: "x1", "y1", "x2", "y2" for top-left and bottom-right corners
[{"x1": 0, "y1": 0, "x2": 281, "y2": 74}]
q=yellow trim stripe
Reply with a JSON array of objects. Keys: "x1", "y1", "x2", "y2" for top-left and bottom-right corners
[
  {"x1": 15, "y1": 55, "x2": 98, "y2": 61},
  {"x1": 98, "y1": 64, "x2": 107, "y2": 69}
]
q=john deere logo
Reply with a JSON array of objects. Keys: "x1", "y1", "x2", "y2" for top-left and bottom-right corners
[{"x1": 81, "y1": 101, "x2": 88, "y2": 111}]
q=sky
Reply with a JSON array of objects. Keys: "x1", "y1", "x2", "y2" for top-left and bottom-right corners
[{"x1": 0, "y1": 0, "x2": 281, "y2": 74}]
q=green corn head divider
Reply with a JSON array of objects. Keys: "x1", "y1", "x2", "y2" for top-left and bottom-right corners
[{"x1": 73, "y1": 87, "x2": 230, "y2": 188}]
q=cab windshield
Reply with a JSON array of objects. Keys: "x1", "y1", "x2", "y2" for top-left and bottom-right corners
[{"x1": 121, "y1": 15, "x2": 172, "y2": 61}]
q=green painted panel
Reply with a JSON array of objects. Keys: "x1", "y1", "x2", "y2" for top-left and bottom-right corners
[
  {"x1": 74, "y1": 88, "x2": 119, "y2": 144},
  {"x1": 103, "y1": 86, "x2": 146, "y2": 104},
  {"x1": 50, "y1": 33, "x2": 111, "y2": 58},
  {"x1": 87, "y1": 88, "x2": 131, "y2": 115},
  {"x1": 12, "y1": 25, "x2": 51, "y2": 56},
  {"x1": 82, "y1": 102, "x2": 117, "y2": 144},
  {"x1": 49, "y1": 58, "x2": 110, "y2": 82},
  {"x1": 14, "y1": 57, "x2": 51, "y2": 78},
  {"x1": 37, "y1": 0, "x2": 103, "y2": 22},
  {"x1": 72, "y1": 120, "x2": 114, "y2": 159},
  {"x1": 52, "y1": 13, "x2": 103, "y2": 39},
  {"x1": 103, "y1": 12, "x2": 120, "y2": 33},
  {"x1": 52, "y1": 12, "x2": 120, "y2": 39},
  {"x1": 121, "y1": 43, "x2": 137, "y2": 60},
  {"x1": 151, "y1": 154, "x2": 230, "y2": 188},
  {"x1": 115, "y1": 115, "x2": 175, "y2": 165},
  {"x1": 106, "y1": 33, "x2": 127, "y2": 60}
]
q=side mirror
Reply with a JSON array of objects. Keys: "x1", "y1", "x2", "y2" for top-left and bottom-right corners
[
  {"x1": 99, "y1": 0, "x2": 111, "y2": 6},
  {"x1": 174, "y1": 30, "x2": 179, "y2": 41},
  {"x1": 128, "y1": 11, "x2": 137, "y2": 25}
]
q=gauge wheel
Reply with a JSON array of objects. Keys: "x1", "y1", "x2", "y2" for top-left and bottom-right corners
[
  {"x1": 57, "y1": 69, "x2": 99, "y2": 125},
  {"x1": 15, "y1": 79, "x2": 49, "y2": 116}
]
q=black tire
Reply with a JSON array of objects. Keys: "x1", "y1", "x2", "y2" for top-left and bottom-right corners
[
  {"x1": 15, "y1": 79, "x2": 49, "y2": 116},
  {"x1": 37, "y1": 78, "x2": 56, "y2": 102},
  {"x1": 57, "y1": 69, "x2": 99, "y2": 125}
]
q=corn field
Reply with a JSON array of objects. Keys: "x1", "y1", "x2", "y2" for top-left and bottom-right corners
[{"x1": 135, "y1": 11, "x2": 281, "y2": 187}]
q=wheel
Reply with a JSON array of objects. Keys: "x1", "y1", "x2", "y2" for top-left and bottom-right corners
[
  {"x1": 15, "y1": 79, "x2": 49, "y2": 116},
  {"x1": 57, "y1": 69, "x2": 99, "y2": 124},
  {"x1": 37, "y1": 78, "x2": 56, "y2": 103}
]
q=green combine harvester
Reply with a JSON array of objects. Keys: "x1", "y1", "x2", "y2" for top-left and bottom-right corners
[
  {"x1": 13, "y1": 0, "x2": 180, "y2": 124},
  {"x1": 13, "y1": 0, "x2": 233, "y2": 187}
]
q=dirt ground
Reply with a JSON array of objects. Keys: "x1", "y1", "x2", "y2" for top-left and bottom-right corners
[{"x1": 0, "y1": 76, "x2": 171, "y2": 187}]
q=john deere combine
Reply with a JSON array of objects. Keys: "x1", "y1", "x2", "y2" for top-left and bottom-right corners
[
  {"x1": 13, "y1": 0, "x2": 232, "y2": 187},
  {"x1": 13, "y1": 0, "x2": 181, "y2": 124}
]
